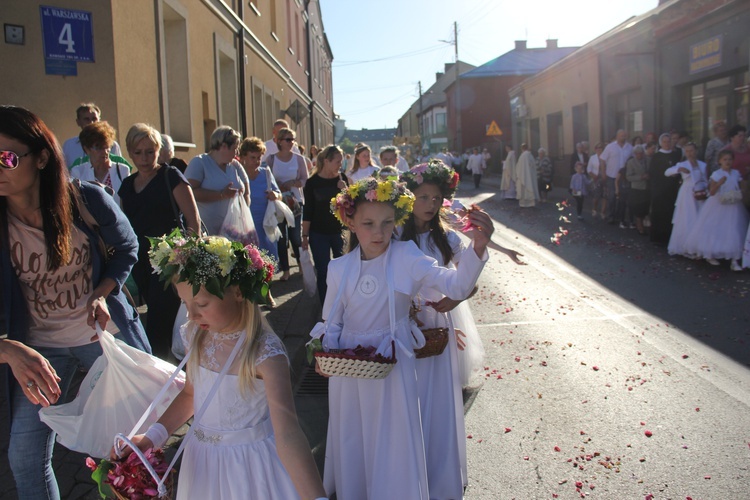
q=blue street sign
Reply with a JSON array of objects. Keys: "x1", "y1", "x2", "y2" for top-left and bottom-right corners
[
  {"x1": 45, "y1": 58, "x2": 77, "y2": 76},
  {"x1": 39, "y1": 5, "x2": 94, "y2": 62}
]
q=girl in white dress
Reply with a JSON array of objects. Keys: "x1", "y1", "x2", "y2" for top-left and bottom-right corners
[
  {"x1": 312, "y1": 178, "x2": 493, "y2": 499},
  {"x1": 125, "y1": 234, "x2": 327, "y2": 500},
  {"x1": 684, "y1": 150, "x2": 748, "y2": 271},
  {"x1": 665, "y1": 142, "x2": 707, "y2": 257},
  {"x1": 346, "y1": 143, "x2": 380, "y2": 181}
]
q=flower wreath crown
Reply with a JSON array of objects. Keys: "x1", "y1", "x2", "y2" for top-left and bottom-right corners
[
  {"x1": 331, "y1": 178, "x2": 415, "y2": 226},
  {"x1": 400, "y1": 159, "x2": 460, "y2": 200},
  {"x1": 148, "y1": 229, "x2": 276, "y2": 303}
]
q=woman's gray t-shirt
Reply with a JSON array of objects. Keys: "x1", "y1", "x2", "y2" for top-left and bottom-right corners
[{"x1": 185, "y1": 153, "x2": 248, "y2": 235}]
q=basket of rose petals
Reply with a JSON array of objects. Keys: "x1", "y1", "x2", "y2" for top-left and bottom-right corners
[
  {"x1": 87, "y1": 447, "x2": 174, "y2": 499},
  {"x1": 414, "y1": 328, "x2": 449, "y2": 359},
  {"x1": 312, "y1": 341, "x2": 397, "y2": 379}
]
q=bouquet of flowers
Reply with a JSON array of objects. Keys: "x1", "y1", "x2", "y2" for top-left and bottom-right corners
[{"x1": 86, "y1": 448, "x2": 172, "y2": 499}]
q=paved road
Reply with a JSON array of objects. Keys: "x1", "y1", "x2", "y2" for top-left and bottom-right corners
[{"x1": 459, "y1": 182, "x2": 750, "y2": 499}]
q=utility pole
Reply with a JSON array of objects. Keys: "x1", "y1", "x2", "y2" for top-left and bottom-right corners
[
  {"x1": 418, "y1": 80, "x2": 424, "y2": 140},
  {"x1": 453, "y1": 21, "x2": 462, "y2": 152}
]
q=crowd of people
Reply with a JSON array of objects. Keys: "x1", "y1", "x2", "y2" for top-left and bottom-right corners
[
  {"x1": 564, "y1": 126, "x2": 750, "y2": 271},
  {"x1": 0, "y1": 103, "x2": 511, "y2": 500}
]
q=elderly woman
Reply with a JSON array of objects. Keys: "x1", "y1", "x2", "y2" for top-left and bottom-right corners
[
  {"x1": 158, "y1": 133, "x2": 188, "y2": 173},
  {"x1": 266, "y1": 127, "x2": 308, "y2": 281},
  {"x1": 625, "y1": 145, "x2": 651, "y2": 234},
  {"x1": 536, "y1": 147, "x2": 553, "y2": 202},
  {"x1": 185, "y1": 126, "x2": 250, "y2": 236},
  {"x1": 302, "y1": 145, "x2": 348, "y2": 303},
  {"x1": 648, "y1": 133, "x2": 682, "y2": 246},
  {"x1": 721, "y1": 125, "x2": 750, "y2": 179},
  {"x1": 69, "y1": 121, "x2": 131, "y2": 204},
  {"x1": 238, "y1": 136, "x2": 281, "y2": 306},
  {"x1": 118, "y1": 123, "x2": 200, "y2": 357},
  {"x1": 0, "y1": 106, "x2": 149, "y2": 499}
]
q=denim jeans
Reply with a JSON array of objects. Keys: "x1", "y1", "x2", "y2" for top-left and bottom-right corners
[
  {"x1": 308, "y1": 230, "x2": 344, "y2": 305},
  {"x1": 277, "y1": 212, "x2": 302, "y2": 272},
  {"x1": 9, "y1": 341, "x2": 103, "y2": 500}
]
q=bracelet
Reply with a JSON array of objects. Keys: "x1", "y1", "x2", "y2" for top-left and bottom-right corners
[{"x1": 144, "y1": 423, "x2": 169, "y2": 449}]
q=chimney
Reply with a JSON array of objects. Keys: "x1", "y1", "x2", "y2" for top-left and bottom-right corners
[
  {"x1": 436, "y1": 72, "x2": 444, "y2": 81},
  {"x1": 445, "y1": 62, "x2": 454, "y2": 72},
  {"x1": 546, "y1": 39, "x2": 558, "y2": 49},
  {"x1": 514, "y1": 40, "x2": 527, "y2": 50}
]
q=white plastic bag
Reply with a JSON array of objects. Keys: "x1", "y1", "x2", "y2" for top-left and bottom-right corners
[
  {"x1": 38, "y1": 328, "x2": 186, "y2": 458},
  {"x1": 220, "y1": 196, "x2": 259, "y2": 245},
  {"x1": 263, "y1": 201, "x2": 285, "y2": 243},
  {"x1": 299, "y1": 248, "x2": 317, "y2": 297},
  {"x1": 172, "y1": 302, "x2": 189, "y2": 360}
]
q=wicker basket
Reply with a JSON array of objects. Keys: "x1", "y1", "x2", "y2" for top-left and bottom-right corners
[
  {"x1": 314, "y1": 342, "x2": 396, "y2": 379},
  {"x1": 414, "y1": 327, "x2": 449, "y2": 359}
]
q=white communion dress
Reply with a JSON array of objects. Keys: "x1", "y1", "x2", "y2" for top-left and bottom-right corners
[
  {"x1": 316, "y1": 240, "x2": 487, "y2": 499},
  {"x1": 665, "y1": 160, "x2": 706, "y2": 256},
  {"x1": 412, "y1": 230, "x2": 486, "y2": 499},
  {"x1": 175, "y1": 324, "x2": 298, "y2": 500},
  {"x1": 684, "y1": 169, "x2": 748, "y2": 261}
]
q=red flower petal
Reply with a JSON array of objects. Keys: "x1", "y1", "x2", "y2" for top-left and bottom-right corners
[
  {"x1": 504, "y1": 427, "x2": 512, "y2": 433},
  {"x1": 644, "y1": 430, "x2": 653, "y2": 437},
  {"x1": 554, "y1": 446, "x2": 561, "y2": 452}
]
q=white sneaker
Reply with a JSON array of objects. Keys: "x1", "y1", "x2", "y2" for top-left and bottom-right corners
[
  {"x1": 591, "y1": 210, "x2": 597, "y2": 217},
  {"x1": 706, "y1": 258, "x2": 720, "y2": 266},
  {"x1": 619, "y1": 222, "x2": 627, "y2": 229},
  {"x1": 731, "y1": 260, "x2": 742, "y2": 272}
]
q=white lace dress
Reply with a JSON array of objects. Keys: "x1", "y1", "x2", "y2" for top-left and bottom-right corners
[{"x1": 176, "y1": 324, "x2": 298, "y2": 500}]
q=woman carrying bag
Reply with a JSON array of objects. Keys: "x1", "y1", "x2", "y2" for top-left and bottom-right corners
[
  {"x1": 301, "y1": 145, "x2": 348, "y2": 304},
  {"x1": 267, "y1": 127, "x2": 308, "y2": 281},
  {"x1": 0, "y1": 105, "x2": 149, "y2": 499}
]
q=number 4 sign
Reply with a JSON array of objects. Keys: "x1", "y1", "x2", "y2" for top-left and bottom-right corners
[{"x1": 40, "y1": 5, "x2": 95, "y2": 62}]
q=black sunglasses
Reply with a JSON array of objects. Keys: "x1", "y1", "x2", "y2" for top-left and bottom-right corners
[
  {"x1": 279, "y1": 138, "x2": 295, "y2": 143},
  {"x1": 0, "y1": 150, "x2": 32, "y2": 170}
]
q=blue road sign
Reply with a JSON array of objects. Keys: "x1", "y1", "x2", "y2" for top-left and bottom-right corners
[{"x1": 40, "y1": 5, "x2": 94, "y2": 62}]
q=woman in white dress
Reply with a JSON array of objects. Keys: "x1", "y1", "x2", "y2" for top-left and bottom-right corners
[
  {"x1": 127, "y1": 235, "x2": 327, "y2": 500},
  {"x1": 346, "y1": 143, "x2": 379, "y2": 181},
  {"x1": 665, "y1": 142, "x2": 707, "y2": 257},
  {"x1": 313, "y1": 178, "x2": 493, "y2": 499},
  {"x1": 684, "y1": 150, "x2": 748, "y2": 271}
]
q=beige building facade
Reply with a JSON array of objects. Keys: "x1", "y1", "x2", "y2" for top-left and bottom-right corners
[{"x1": 1, "y1": 0, "x2": 334, "y2": 163}]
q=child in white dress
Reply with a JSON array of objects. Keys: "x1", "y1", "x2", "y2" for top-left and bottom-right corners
[
  {"x1": 665, "y1": 142, "x2": 707, "y2": 257},
  {"x1": 124, "y1": 233, "x2": 327, "y2": 500},
  {"x1": 684, "y1": 150, "x2": 748, "y2": 271},
  {"x1": 312, "y1": 178, "x2": 494, "y2": 499}
]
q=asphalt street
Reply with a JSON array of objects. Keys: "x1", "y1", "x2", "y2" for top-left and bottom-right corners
[{"x1": 457, "y1": 183, "x2": 750, "y2": 499}]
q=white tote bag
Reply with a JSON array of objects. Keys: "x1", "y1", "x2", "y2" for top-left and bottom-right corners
[
  {"x1": 39, "y1": 327, "x2": 186, "y2": 458},
  {"x1": 299, "y1": 248, "x2": 317, "y2": 297}
]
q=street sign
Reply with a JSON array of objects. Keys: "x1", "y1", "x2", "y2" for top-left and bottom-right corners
[
  {"x1": 486, "y1": 120, "x2": 503, "y2": 136},
  {"x1": 40, "y1": 6, "x2": 94, "y2": 62}
]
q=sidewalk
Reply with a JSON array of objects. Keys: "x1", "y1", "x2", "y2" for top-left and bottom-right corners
[{"x1": 0, "y1": 269, "x2": 320, "y2": 500}]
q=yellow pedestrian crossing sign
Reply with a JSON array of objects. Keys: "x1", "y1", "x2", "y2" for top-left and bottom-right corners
[{"x1": 486, "y1": 120, "x2": 503, "y2": 136}]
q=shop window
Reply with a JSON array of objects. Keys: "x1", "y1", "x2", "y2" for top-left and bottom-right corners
[
  {"x1": 161, "y1": 2, "x2": 192, "y2": 143},
  {"x1": 613, "y1": 90, "x2": 642, "y2": 139},
  {"x1": 572, "y1": 103, "x2": 588, "y2": 148},
  {"x1": 435, "y1": 112, "x2": 447, "y2": 134},
  {"x1": 547, "y1": 112, "x2": 563, "y2": 159}
]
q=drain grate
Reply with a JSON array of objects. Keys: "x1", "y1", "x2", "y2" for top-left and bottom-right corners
[{"x1": 295, "y1": 366, "x2": 329, "y2": 396}]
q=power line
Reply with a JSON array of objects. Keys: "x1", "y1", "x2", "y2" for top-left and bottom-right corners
[
  {"x1": 341, "y1": 89, "x2": 416, "y2": 116},
  {"x1": 332, "y1": 45, "x2": 446, "y2": 67},
  {"x1": 335, "y1": 82, "x2": 416, "y2": 95}
]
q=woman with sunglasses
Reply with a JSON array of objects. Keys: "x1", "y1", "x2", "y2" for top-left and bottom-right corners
[
  {"x1": 301, "y1": 145, "x2": 348, "y2": 303},
  {"x1": 266, "y1": 128, "x2": 308, "y2": 281},
  {"x1": 185, "y1": 126, "x2": 250, "y2": 236},
  {"x1": 0, "y1": 105, "x2": 150, "y2": 499},
  {"x1": 69, "y1": 121, "x2": 131, "y2": 205}
]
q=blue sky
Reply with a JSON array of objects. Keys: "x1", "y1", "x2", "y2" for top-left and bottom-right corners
[{"x1": 320, "y1": 0, "x2": 658, "y2": 130}]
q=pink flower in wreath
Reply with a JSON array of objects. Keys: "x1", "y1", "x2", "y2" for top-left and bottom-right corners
[
  {"x1": 365, "y1": 189, "x2": 378, "y2": 201},
  {"x1": 245, "y1": 245, "x2": 263, "y2": 270}
]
